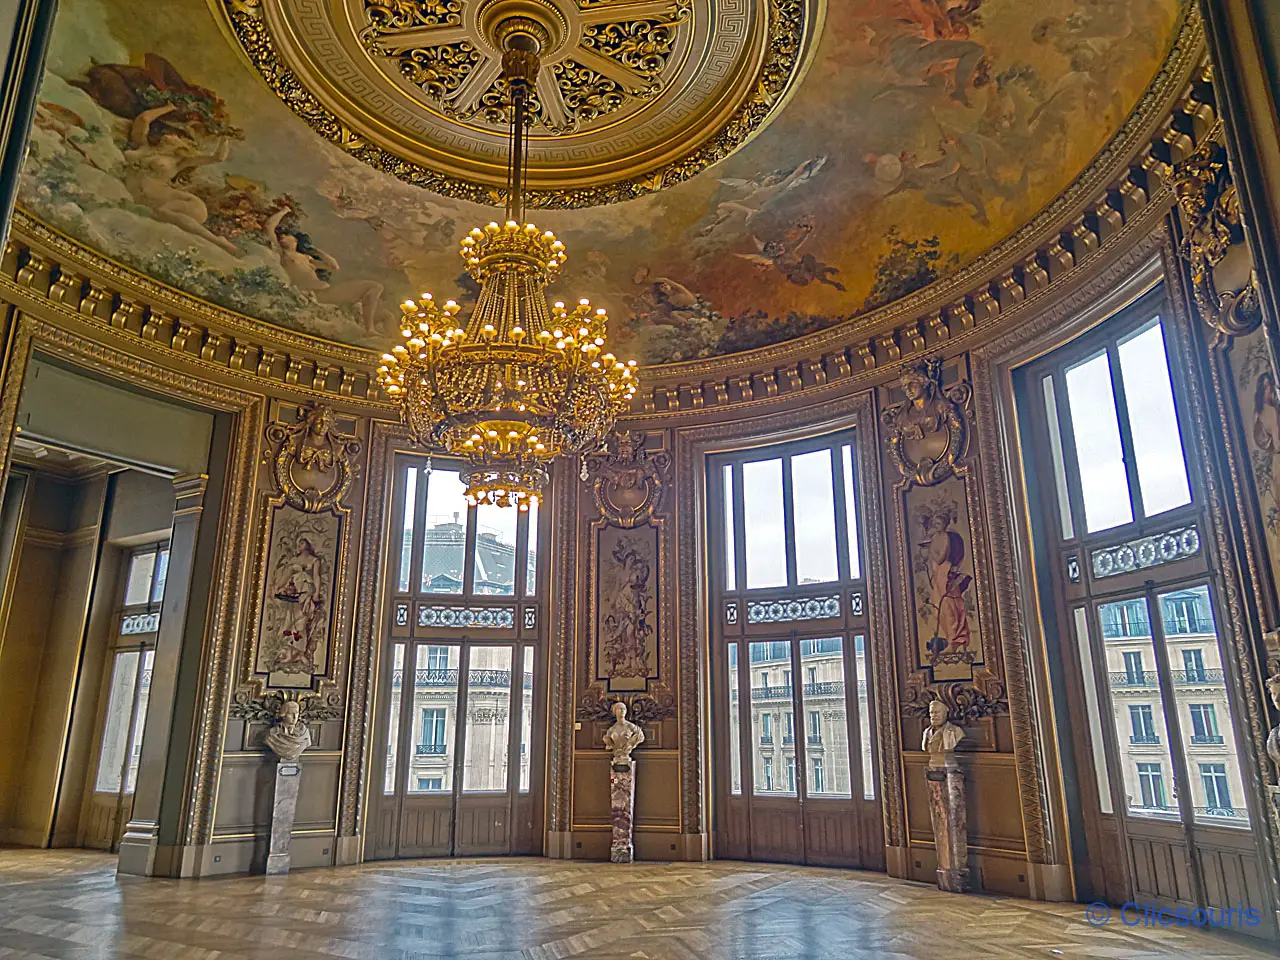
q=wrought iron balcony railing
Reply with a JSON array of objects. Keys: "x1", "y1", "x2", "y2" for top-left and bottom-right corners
[
  {"x1": 1108, "y1": 669, "x2": 1225, "y2": 688},
  {"x1": 391, "y1": 668, "x2": 533, "y2": 689},
  {"x1": 1189, "y1": 734, "x2": 1225, "y2": 745},
  {"x1": 1129, "y1": 734, "x2": 1161, "y2": 745},
  {"x1": 415, "y1": 743, "x2": 447, "y2": 755}
]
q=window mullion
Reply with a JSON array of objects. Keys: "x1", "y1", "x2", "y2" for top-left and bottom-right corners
[
  {"x1": 1106, "y1": 342, "x2": 1146, "y2": 523},
  {"x1": 831, "y1": 442, "x2": 852, "y2": 585},
  {"x1": 1050, "y1": 368, "x2": 1089, "y2": 544},
  {"x1": 781, "y1": 456, "x2": 798, "y2": 588}
]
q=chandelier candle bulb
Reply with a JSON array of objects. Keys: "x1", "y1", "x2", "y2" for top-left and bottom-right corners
[{"x1": 374, "y1": 32, "x2": 637, "y2": 508}]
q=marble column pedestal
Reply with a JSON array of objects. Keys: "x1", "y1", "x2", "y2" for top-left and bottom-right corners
[
  {"x1": 926, "y1": 757, "x2": 968, "y2": 893},
  {"x1": 266, "y1": 760, "x2": 301, "y2": 875},
  {"x1": 610, "y1": 759, "x2": 636, "y2": 863}
]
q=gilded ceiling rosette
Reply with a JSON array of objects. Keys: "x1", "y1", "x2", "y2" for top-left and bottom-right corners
[{"x1": 220, "y1": 0, "x2": 819, "y2": 206}]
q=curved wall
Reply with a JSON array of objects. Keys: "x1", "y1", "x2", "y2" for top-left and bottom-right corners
[{"x1": 0, "y1": 19, "x2": 1276, "y2": 918}]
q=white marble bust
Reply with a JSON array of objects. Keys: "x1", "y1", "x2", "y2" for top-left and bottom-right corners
[
  {"x1": 921, "y1": 699, "x2": 963, "y2": 759},
  {"x1": 265, "y1": 699, "x2": 313, "y2": 762},
  {"x1": 602, "y1": 700, "x2": 645, "y2": 764}
]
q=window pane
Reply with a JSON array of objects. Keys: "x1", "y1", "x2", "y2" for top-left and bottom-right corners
[
  {"x1": 749, "y1": 641, "x2": 791, "y2": 794},
  {"x1": 462, "y1": 646, "x2": 513, "y2": 791},
  {"x1": 742, "y1": 459, "x2": 786, "y2": 589},
  {"x1": 1097, "y1": 598, "x2": 1180, "y2": 821},
  {"x1": 841, "y1": 445, "x2": 861, "y2": 580},
  {"x1": 722, "y1": 464, "x2": 736, "y2": 591},
  {"x1": 519, "y1": 646, "x2": 534, "y2": 793},
  {"x1": 1157, "y1": 585, "x2": 1248, "y2": 827},
  {"x1": 1065, "y1": 353, "x2": 1133, "y2": 532},
  {"x1": 1041, "y1": 375, "x2": 1075, "y2": 540},
  {"x1": 407, "y1": 644, "x2": 459, "y2": 794},
  {"x1": 421, "y1": 470, "x2": 468, "y2": 593},
  {"x1": 151, "y1": 550, "x2": 169, "y2": 604},
  {"x1": 95, "y1": 651, "x2": 140, "y2": 793},
  {"x1": 524, "y1": 500, "x2": 539, "y2": 597},
  {"x1": 123, "y1": 650, "x2": 154, "y2": 794},
  {"x1": 791, "y1": 450, "x2": 838, "y2": 585},
  {"x1": 398, "y1": 467, "x2": 418, "y2": 592},
  {"x1": 728, "y1": 642, "x2": 741, "y2": 795},
  {"x1": 1117, "y1": 321, "x2": 1192, "y2": 517},
  {"x1": 385, "y1": 643, "x2": 404, "y2": 795},
  {"x1": 800, "y1": 637, "x2": 851, "y2": 798},
  {"x1": 124, "y1": 552, "x2": 157, "y2": 606},
  {"x1": 473, "y1": 504, "x2": 517, "y2": 595},
  {"x1": 854, "y1": 634, "x2": 874, "y2": 799},
  {"x1": 1073, "y1": 607, "x2": 1113, "y2": 814}
]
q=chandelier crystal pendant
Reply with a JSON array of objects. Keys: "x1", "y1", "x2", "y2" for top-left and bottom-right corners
[{"x1": 376, "y1": 15, "x2": 639, "y2": 511}]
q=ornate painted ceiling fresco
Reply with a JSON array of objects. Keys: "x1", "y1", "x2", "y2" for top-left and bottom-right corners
[{"x1": 19, "y1": 0, "x2": 1183, "y2": 365}]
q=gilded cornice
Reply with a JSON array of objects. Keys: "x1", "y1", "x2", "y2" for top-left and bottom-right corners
[{"x1": 0, "y1": 6, "x2": 1215, "y2": 423}]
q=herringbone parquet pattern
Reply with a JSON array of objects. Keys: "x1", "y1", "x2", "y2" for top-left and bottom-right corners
[{"x1": 0, "y1": 850, "x2": 1271, "y2": 959}]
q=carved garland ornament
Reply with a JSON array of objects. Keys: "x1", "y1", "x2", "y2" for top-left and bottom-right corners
[
  {"x1": 1172, "y1": 137, "x2": 1263, "y2": 338},
  {"x1": 881, "y1": 357, "x2": 973, "y2": 487},
  {"x1": 264, "y1": 404, "x2": 363, "y2": 512}
]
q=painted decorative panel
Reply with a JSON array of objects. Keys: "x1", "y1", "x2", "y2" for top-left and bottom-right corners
[
  {"x1": 254, "y1": 504, "x2": 341, "y2": 688},
  {"x1": 595, "y1": 522, "x2": 659, "y2": 693},
  {"x1": 906, "y1": 480, "x2": 982, "y2": 684}
]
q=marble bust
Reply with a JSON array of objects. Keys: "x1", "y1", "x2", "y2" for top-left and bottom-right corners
[
  {"x1": 1266, "y1": 674, "x2": 1280, "y2": 770},
  {"x1": 265, "y1": 699, "x2": 313, "y2": 762},
  {"x1": 921, "y1": 699, "x2": 963, "y2": 761},
  {"x1": 602, "y1": 700, "x2": 645, "y2": 764}
]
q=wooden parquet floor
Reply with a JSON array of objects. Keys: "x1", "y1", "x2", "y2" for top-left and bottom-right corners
[{"x1": 0, "y1": 849, "x2": 1273, "y2": 959}]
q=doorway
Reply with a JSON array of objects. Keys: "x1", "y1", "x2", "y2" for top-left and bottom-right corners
[
  {"x1": 367, "y1": 455, "x2": 546, "y2": 858},
  {"x1": 708, "y1": 432, "x2": 884, "y2": 868}
]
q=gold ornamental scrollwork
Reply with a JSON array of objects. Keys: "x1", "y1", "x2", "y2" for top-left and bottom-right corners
[
  {"x1": 1172, "y1": 136, "x2": 1263, "y2": 338},
  {"x1": 264, "y1": 404, "x2": 363, "y2": 511},
  {"x1": 584, "y1": 431, "x2": 670, "y2": 527},
  {"x1": 880, "y1": 357, "x2": 973, "y2": 487}
]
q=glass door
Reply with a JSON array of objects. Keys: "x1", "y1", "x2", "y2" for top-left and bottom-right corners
[
  {"x1": 369, "y1": 455, "x2": 545, "y2": 859},
  {"x1": 81, "y1": 544, "x2": 167, "y2": 850},
  {"x1": 710, "y1": 433, "x2": 883, "y2": 868},
  {"x1": 379, "y1": 639, "x2": 534, "y2": 857}
]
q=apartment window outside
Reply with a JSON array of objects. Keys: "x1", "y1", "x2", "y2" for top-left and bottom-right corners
[
  {"x1": 1129, "y1": 704, "x2": 1158, "y2": 744},
  {"x1": 1182, "y1": 648, "x2": 1206, "y2": 682},
  {"x1": 1190, "y1": 703, "x2": 1220, "y2": 743},
  {"x1": 1138, "y1": 763, "x2": 1167, "y2": 810},
  {"x1": 1200, "y1": 763, "x2": 1233, "y2": 815}
]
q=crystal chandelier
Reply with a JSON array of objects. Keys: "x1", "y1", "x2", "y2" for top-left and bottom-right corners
[{"x1": 376, "y1": 18, "x2": 638, "y2": 510}]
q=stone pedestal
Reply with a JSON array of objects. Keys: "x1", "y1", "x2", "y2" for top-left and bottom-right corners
[
  {"x1": 610, "y1": 759, "x2": 636, "y2": 863},
  {"x1": 926, "y1": 757, "x2": 968, "y2": 893},
  {"x1": 266, "y1": 759, "x2": 301, "y2": 875}
]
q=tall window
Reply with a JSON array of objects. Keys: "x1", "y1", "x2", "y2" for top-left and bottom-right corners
[
  {"x1": 1020, "y1": 291, "x2": 1253, "y2": 848},
  {"x1": 713, "y1": 429, "x2": 878, "y2": 818},
  {"x1": 95, "y1": 541, "x2": 168, "y2": 797}
]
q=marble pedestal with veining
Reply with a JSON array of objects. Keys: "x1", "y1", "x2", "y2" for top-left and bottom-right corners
[
  {"x1": 926, "y1": 757, "x2": 968, "y2": 893},
  {"x1": 266, "y1": 760, "x2": 301, "y2": 875},
  {"x1": 610, "y1": 760, "x2": 636, "y2": 863}
]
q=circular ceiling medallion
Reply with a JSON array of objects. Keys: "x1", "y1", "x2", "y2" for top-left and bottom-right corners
[{"x1": 220, "y1": 0, "x2": 819, "y2": 207}]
